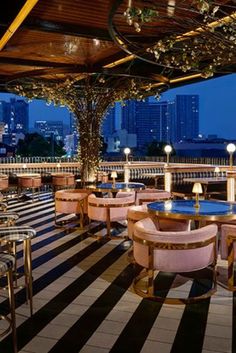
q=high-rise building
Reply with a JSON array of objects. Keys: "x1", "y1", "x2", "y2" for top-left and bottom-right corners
[
  {"x1": 173, "y1": 95, "x2": 199, "y2": 142},
  {"x1": 121, "y1": 99, "x2": 171, "y2": 148},
  {"x1": 121, "y1": 100, "x2": 136, "y2": 133},
  {"x1": 34, "y1": 120, "x2": 64, "y2": 141},
  {"x1": 0, "y1": 98, "x2": 29, "y2": 134},
  {"x1": 102, "y1": 106, "x2": 116, "y2": 137}
]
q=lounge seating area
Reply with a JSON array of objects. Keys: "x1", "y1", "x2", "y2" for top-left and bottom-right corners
[{"x1": 0, "y1": 184, "x2": 234, "y2": 352}]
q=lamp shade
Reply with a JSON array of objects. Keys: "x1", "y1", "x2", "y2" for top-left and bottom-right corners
[
  {"x1": 111, "y1": 171, "x2": 117, "y2": 178},
  {"x1": 214, "y1": 167, "x2": 220, "y2": 174},
  {"x1": 22, "y1": 164, "x2": 27, "y2": 169},
  {"x1": 164, "y1": 145, "x2": 172, "y2": 154},
  {"x1": 226, "y1": 143, "x2": 236, "y2": 153},
  {"x1": 192, "y1": 183, "x2": 203, "y2": 194}
]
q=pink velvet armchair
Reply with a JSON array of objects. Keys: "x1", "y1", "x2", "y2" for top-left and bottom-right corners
[
  {"x1": 133, "y1": 218, "x2": 218, "y2": 303},
  {"x1": 88, "y1": 192, "x2": 135, "y2": 238},
  {"x1": 220, "y1": 224, "x2": 236, "y2": 290}
]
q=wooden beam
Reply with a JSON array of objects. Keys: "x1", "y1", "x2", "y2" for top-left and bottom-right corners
[
  {"x1": 0, "y1": 0, "x2": 39, "y2": 51},
  {"x1": 0, "y1": 57, "x2": 82, "y2": 68},
  {"x1": 19, "y1": 18, "x2": 112, "y2": 41}
]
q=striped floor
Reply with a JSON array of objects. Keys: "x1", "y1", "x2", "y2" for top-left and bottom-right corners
[{"x1": 0, "y1": 193, "x2": 235, "y2": 353}]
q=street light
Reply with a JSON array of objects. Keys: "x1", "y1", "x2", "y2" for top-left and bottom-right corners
[
  {"x1": 124, "y1": 147, "x2": 131, "y2": 163},
  {"x1": 164, "y1": 144, "x2": 172, "y2": 165},
  {"x1": 226, "y1": 143, "x2": 236, "y2": 169}
]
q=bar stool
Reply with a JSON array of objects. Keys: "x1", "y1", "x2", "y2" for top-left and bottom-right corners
[
  {"x1": 0, "y1": 225, "x2": 36, "y2": 316},
  {"x1": 0, "y1": 252, "x2": 17, "y2": 353}
]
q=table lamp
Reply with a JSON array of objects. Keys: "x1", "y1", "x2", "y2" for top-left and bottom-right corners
[
  {"x1": 192, "y1": 182, "x2": 203, "y2": 209},
  {"x1": 56, "y1": 163, "x2": 61, "y2": 169},
  {"x1": 111, "y1": 171, "x2": 117, "y2": 187},
  {"x1": 164, "y1": 145, "x2": 172, "y2": 166}
]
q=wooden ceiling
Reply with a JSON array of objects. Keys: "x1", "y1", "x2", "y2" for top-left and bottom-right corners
[{"x1": 0, "y1": 0, "x2": 234, "y2": 91}]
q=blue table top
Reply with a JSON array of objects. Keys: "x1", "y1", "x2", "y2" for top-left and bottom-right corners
[
  {"x1": 97, "y1": 182, "x2": 145, "y2": 190},
  {"x1": 147, "y1": 200, "x2": 236, "y2": 220}
]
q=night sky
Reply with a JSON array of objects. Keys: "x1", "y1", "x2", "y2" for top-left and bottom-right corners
[{"x1": 0, "y1": 73, "x2": 236, "y2": 139}]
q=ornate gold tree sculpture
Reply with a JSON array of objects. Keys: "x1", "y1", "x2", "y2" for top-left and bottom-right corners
[{"x1": 7, "y1": 73, "x2": 169, "y2": 183}]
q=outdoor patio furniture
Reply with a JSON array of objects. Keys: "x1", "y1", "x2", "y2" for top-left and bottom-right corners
[
  {"x1": 17, "y1": 174, "x2": 42, "y2": 202},
  {"x1": 0, "y1": 224, "x2": 36, "y2": 316},
  {"x1": 135, "y1": 188, "x2": 171, "y2": 205},
  {"x1": 88, "y1": 192, "x2": 135, "y2": 238},
  {"x1": 52, "y1": 173, "x2": 75, "y2": 192},
  {"x1": 0, "y1": 174, "x2": 9, "y2": 200},
  {"x1": 55, "y1": 189, "x2": 92, "y2": 227},
  {"x1": 133, "y1": 218, "x2": 218, "y2": 303},
  {"x1": 127, "y1": 204, "x2": 190, "y2": 240},
  {"x1": 219, "y1": 224, "x2": 236, "y2": 291},
  {"x1": 0, "y1": 252, "x2": 17, "y2": 353}
]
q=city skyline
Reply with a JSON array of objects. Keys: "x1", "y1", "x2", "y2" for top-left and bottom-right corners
[{"x1": 0, "y1": 73, "x2": 235, "y2": 139}]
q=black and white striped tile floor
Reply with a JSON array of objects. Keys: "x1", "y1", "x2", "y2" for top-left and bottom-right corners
[{"x1": 0, "y1": 193, "x2": 235, "y2": 353}]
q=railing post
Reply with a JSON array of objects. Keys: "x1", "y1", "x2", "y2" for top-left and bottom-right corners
[
  {"x1": 164, "y1": 165, "x2": 172, "y2": 192},
  {"x1": 227, "y1": 170, "x2": 235, "y2": 202},
  {"x1": 124, "y1": 163, "x2": 130, "y2": 183}
]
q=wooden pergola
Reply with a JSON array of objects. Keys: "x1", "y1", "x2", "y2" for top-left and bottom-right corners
[{"x1": 1, "y1": 0, "x2": 235, "y2": 86}]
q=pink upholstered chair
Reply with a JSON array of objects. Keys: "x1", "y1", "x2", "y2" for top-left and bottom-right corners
[
  {"x1": 55, "y1": 189, "x2": 92, "y2": 227},
  {"x1": 52, "y1": 173, "x2": 75, "y2": 192},
  {"x1": 88, "y1": 192, "x2": 135, "y2": 238},
  {"x1": 18, "y1": 175, "x2": 42, "y2": 202},
  {"x1": 136, "y1": 188, "x2": 171, "y2": 205},
  {"x1": 220, "y1": 224, "x2": 236, "y2": 290},
  {"x1": 127, "y1": 204, "x2": 190, "y2": 240},
  {"x1": 133, "y1": 218, "x2": 218, "y2": 303}
]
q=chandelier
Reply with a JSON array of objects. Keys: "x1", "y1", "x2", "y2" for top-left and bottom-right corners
[{"x1": 109, "y1": 0, "x2": 236, "y2": 78}]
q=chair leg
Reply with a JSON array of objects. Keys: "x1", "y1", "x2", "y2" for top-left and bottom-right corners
[
  {"x1": 24, "y1": 239, "x2": 33, "y2": 316},
  {"x1": 227, "y1": 235, "x2": 236, "y2": 290},
  {"x1": 7, "y1": 269, "x2": 17, "y2": 353}
]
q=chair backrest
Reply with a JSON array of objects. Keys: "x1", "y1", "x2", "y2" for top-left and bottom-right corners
[
  {"x1": 127, "y1": 204, "x2": 190, "y2": 240},
  {"x1": 55, "y1": 189, "x2": 92, "y2": 214},
  {"x1": 0, "y1": 175, "x2": 8, "y2": 191},
  {"x1": 18, "y1": 176, "x2": 42, "y2": 188},
  {"x1": 133, "y1": 218, "x2": 218, "y2": 273},
  {"x1": 88, "y1": 193, "x2": 135, "y2": 222},
  {"x1": 136, "y1": 188, "x2": 171, "y2": 205},
  {"x1": 220, "y1": 224, "x2": 236, "y2": 260},
  {"x1": 52, "y1": 174, "x2": 75, "y2": 187}
]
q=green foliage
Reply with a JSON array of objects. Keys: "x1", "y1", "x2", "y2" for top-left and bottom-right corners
[{"x1": 16, "y1": 133, "x2": 64, "y2": 157}]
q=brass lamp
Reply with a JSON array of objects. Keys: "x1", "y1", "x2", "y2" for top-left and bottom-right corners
[
  {"x1": 192, "y1": 183, "x2": 203, "y2": 209},
  {"x1": 111, "y1": 171, "x2": 117, "y2": 187}
]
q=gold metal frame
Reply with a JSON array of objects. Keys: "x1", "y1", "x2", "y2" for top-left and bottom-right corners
[
  {"x1": 88, "y1": 200, "x2": 135, "y2": 238},
  {"x1": 133, "y1": 233, "x2": 217, "y2": 304},
  {"x1": 0, "y1": 267, "x2": 17, "y2": 353},
  {"x1": 226, "y1": 233, "x2": 236, "y2": 291}
]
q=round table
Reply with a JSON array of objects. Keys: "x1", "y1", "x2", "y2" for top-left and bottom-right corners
[
  {"x1": 147, "y1": 199, "x2": 236, "y2": 224},
  {"x1": 87, "y1": 182, "x2": 145, "y2": 197}
]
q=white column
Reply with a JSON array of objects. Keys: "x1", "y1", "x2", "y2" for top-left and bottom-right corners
[
  {"x1": 124, "y1": 164, "x2": 130, "y2": 183},
  {"x1": 164, "y1": 167, "x2": 172, "y2": 192},
  {"x1": 227, "y1": 175, "x2": 235, "y2": 202}
]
